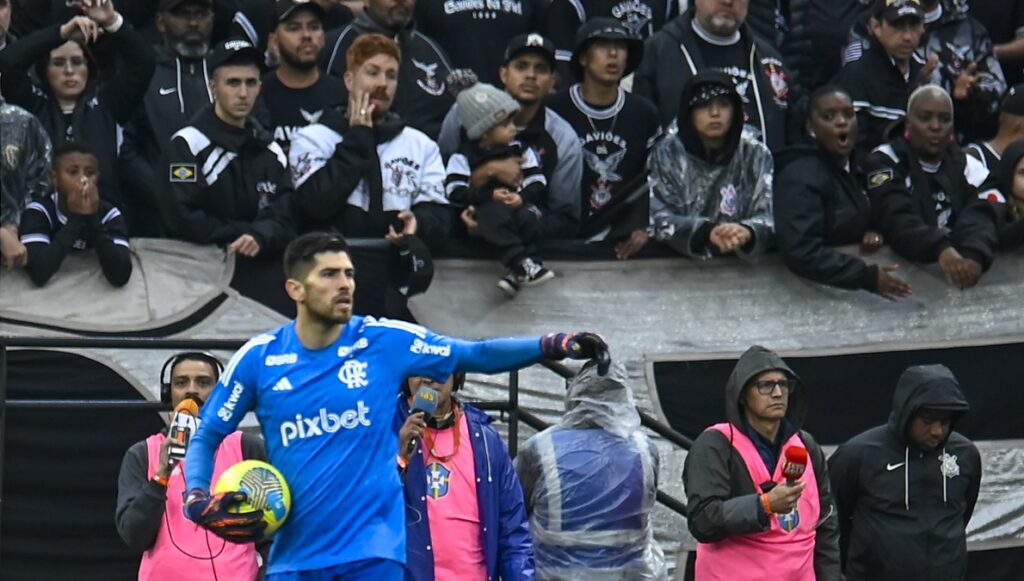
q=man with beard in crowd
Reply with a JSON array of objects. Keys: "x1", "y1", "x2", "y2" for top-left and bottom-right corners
[
  {"x1": 322, "y1": 0, "x2": 453, "y2": 139},
  {"x1": 290, "y1": 34, "x2": 449, "y2": 316},
  {"x1": 120, "y1": 0, "x2": 216, "y2": 236},
  {"x1": 633, "y1": 0, "x2": 792, "y2": 152},
  {"x1": 256, "y1": 0, "x2": 345, "y2": 154}
]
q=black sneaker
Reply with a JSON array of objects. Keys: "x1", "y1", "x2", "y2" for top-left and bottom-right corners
[
  {"x1": 497, "y1": 270, "x2": 520, "y2": 297},
  {"x1": 519, "y1": 258, "x2": 555, "y2": 287}
]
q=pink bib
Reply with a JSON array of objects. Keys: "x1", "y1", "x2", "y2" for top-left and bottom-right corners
[
  {"x1": 695, "y1": 423, "x2": 820, "y2": 581},
  {"x1": 137, "y1": 431, "x2": 259, "y2": 581},
  {"x1": 423, "y1": 411, "x2": 487, "y2": 581}
]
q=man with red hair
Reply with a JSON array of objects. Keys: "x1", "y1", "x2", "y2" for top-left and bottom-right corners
[{"x1": 289, "y1": 33, "x2": 450, "y2": 253}]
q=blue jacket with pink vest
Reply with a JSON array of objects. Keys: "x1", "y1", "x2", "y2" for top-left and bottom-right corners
[{"x1": 398, "y1": 400, "x2": 535, "y2": 581}]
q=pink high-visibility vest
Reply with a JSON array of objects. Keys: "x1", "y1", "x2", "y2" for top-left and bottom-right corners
[
  {"x1": 695, "y1": 423, "x2": 819, "y2": 581},
  {"x1": 137, "y1": 431, "x2": 259, "y2": 581}
]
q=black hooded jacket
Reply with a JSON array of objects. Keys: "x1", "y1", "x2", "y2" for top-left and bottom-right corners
[
  {"x1": 827, "y1": 365, "x2": 981, "y2": 581},
  {"x1": 774, "y1": 144, "x2": 878, "y2": 291},
  {"x1": 682, "y1": 346, "x2": 841, "y2": 581},
  {"x1": 980, "y1": 138, "x2": 1024, "y2": 249},
  {"x1": 863, "y1": 137, "x2": 999, "y2": 268},
  {"x1": 633, "y1": 8, "x2": 791, "y2": 152}
]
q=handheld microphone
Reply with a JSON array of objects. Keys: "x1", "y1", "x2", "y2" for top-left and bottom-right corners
[
  {"x1": 405, "y1": 387, "x2": 439, "y2": 457},
  {"x1": 782, "y1": 446, "x2": 809, "y2": 485},
  {"x1": 168, "y1": 399, "x2": 200, "y2": 467}
]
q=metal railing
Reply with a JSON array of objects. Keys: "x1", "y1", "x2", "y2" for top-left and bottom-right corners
[{"x1": 0, "y1": 336, "x2": 690, "y2": 545}]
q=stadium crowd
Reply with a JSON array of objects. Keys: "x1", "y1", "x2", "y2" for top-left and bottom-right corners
[
  {"x1": 0, "y1": 0, "x2": 1014, "y2": 578},
  {"x1": 2, "y1": 0, "x2": 1024, "y2": 298}
]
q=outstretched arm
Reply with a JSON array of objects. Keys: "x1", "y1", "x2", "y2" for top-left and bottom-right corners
[
  {"x1": 396, "y1": 320, "x2": 611, "y2": 381},
  {"x1": 451, "y1": 333, "x2": 609, "y2": 376}
]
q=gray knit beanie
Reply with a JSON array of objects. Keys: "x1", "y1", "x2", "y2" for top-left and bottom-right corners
[{"x1": 447, "y1": 69, "x2": 520, "y2": 140}]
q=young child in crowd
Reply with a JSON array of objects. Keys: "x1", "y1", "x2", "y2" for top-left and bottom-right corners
[
  {"x1": 19, "y1": 142, "x2": 132, "y2": 287},
  {"x1": 445, "y1": 70, "x2": 554, "y2": 297}
]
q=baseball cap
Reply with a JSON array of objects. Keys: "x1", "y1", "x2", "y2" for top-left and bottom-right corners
[
  {"x1": 207, "y1": 38, "x2": 263, "y2": 71},
  {"x1": 158, "y1": 0, "x2": 212, "y2": 13},
  {"x1": 1001, "y1": 84, "x2": 1024, "y2": 116},
  {"x1": 875, "y1": 0, "x2": 924, "y2": 23},
  {"x1": 570, "y1": 18, "x2": 643, "y2": 80},
  {"x1": 503, "y1": 33, "x2": 556, "y2": 69},
  {"x1": 275, "y1": 0, "x2": 325, "y2": 23}
]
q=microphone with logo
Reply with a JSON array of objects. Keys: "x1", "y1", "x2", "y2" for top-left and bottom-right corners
[
  {"x1": 168, "y1": 399, "x2": 200, "y2": 468},
  {"x1": 782, "y1": 446, "x2": 809, "y2": 485},
  {"x1": 405, "y1": 387, "x2": 439, "y2": 458}
]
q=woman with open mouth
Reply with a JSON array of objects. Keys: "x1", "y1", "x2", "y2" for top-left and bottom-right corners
[
  {"x1": 774, "y1": 85, "x2": 912, "y2": 300},
  {"x1": 862, "y1": 84, "x2": 1000, "y2": 290}
]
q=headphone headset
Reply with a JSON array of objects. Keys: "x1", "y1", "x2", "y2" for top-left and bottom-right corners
[{"x1": 160, "y1": 352, "x2": 225, "y2": 404}]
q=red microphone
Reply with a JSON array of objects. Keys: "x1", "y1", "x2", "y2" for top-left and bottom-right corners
[{"x1": 782, "y1": 446, "x2": 808, "y2": 485}]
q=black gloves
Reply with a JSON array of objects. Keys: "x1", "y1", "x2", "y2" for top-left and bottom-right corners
[{"x1": 540, "y1": 332, "x2": 611, "y2": 375}]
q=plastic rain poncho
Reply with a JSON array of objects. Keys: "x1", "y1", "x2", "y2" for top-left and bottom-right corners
[
  {"x1": 648, "y1": 71, "x2": 775, "y2": 260},
  {"x1": 515, "y1": 363, "x2": 667, "y2": 581},
  {"x1": 1, "y1": 98, "x2": 52, "y2": 227}
]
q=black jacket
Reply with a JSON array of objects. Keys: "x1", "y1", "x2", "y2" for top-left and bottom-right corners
[
  {"x1": 115, "y1": 431, "x2": 266, "y2": 552},
  {"x1": 828, "y1": 365, "x2": 981, "y2": 581},
  {"x1": 19, "y1": 192, "x2": 132, "y2": 287},
  {"x1": 683, "y1": 346, "x2": 841, "y2": 581},
  {"x1": 0, "y1": 22, "x2": 154, "y2": 209},
  {"x1": 163, "y1": 107, "x2": 296, "y2": 252},
  {"x1": 863, "y1": 138, "x2": 998, "y2": 268},
  {"x1": 633, "y1": 8, "x2": 791, "y2": 152},
  {"x1": 120, "y1": 46, "x2": 214, "y2": 236},
  {"x1": 779, "y1": 0, "x2": 873, "y2": 106},
  {"x1": 321, "y1": 13, "x2": 454, "y2": 140},
  {"x1": 832, "y1": 43, "x2": 923, "y2": 156},
  {"x1": 774, "y1": 145, "x2": 877, "y2": 291}
]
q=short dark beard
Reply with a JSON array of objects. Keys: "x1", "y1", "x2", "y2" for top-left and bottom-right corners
[
  {"x1": 278, "y1": 46, "x2": 319, "y2": 72},
  {"x1": 169, "y1": 39, "x2": 209, "y2": 59}
]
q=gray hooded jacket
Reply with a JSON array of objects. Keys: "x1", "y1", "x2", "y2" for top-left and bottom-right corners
[
  {"x1": 682, "y1": 345, "x2": 841, "y2": 580},
  {"x1": 828, "y1": 364, "x2": 981, "y2": 581}
]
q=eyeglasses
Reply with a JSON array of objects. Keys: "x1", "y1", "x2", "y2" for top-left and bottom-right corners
[
  {"x1": 752, "y1": 379, "x2": 793, "y2": 395},
  {"x1": 50, "y1": 57, "x2": 87, "y2": 69}
]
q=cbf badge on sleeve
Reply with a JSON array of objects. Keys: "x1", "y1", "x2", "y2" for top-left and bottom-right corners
[{"x1": 777, "y1": 508, "x2": 801, "y2": 533}]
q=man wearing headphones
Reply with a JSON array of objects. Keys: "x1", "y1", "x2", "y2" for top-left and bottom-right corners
[
  {"x1": 397, "y1": 374, "x2": 534, "y2": 581},
  {"x1": 115, "y1": 352, "x2": 268, "y2": 581}
]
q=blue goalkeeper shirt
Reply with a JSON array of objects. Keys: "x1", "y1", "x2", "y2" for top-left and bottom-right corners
[{"x1": 185, "y1": 316, "x2": 543, "y2": 574}]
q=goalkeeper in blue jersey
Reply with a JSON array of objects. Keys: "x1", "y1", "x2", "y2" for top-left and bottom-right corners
[{"x1": 182, "y1": 231, "x2": 609, "y2": 580}]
